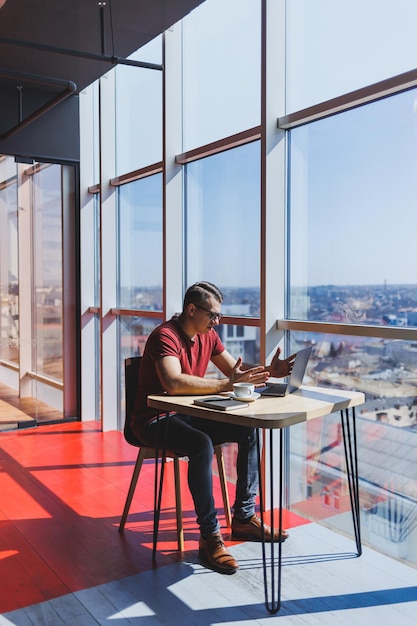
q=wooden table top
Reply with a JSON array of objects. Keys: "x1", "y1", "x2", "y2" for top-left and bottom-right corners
[{"x1": 148, "y1": 385, "x2": 365, "y2": 429}]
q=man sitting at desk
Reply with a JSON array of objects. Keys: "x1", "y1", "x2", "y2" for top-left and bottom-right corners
[{"x1": 132, "y1": 281, "x2": 295, "y2": 574}]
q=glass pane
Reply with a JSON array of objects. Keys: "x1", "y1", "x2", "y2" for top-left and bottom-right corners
[
  {"x1": 0, "y1": 161, "x2": 18, "y2": 364},
  {"x1": 119, "y1": 315, "x2": 163, "y2": 426},
  {"x1": 92, "y1": 82, "x2": 100, "y2": 186},
  {"x1": 118, "y1": 175, "x2": 163, "y2": 310},
  {"x1": 215, "y1": 324, "x2": 260, "y2": 369},
  {"x1": 182, "y1": 0, "x2": 261, "y2": 151},
  {"x1": 185, "y1": 142, "x2": 261, "y2": 313},
  {"x1": 205, "y1": 322, "x2": 260, "y2": 379},
  {"x1": 286, "y1": 0, "x2": 417, "y2": 111},
  {"x1": 119, "y1": 315, "x2": 163, "y2": 363},
  {"x1": 32, "y1": 165, "x2": 63, "y2": 381},
  {"x1": 94, "y1": 313, "x2": 100, "y2": 421},
  {"x1": 115, "y1": 37, "x2": 162, "y2": 174},
  {"x1": 288, "y1": 330, "x2": 417, "y2": 567},
  {"x1": 288, "y1": 90, "x2": 417, "y2": 325},
  {"x1": 93, "y1": 193, "x2": 100, "y2": 307}
]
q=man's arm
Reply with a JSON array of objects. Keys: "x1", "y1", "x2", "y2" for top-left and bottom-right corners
[
  {"x1": 240, "y1": 347, "x2": 296, "y2": 379},
  {"x1": 156, "y1": 351, "x2": 270, "y2": 396}
]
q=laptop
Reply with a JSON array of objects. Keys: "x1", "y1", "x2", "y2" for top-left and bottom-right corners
[{"x1": 259, "y1": 346, "x2": 312, "y2": 397}]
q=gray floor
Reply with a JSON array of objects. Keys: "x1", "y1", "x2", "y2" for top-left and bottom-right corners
[{"x1": 2, "y1": 523, "x2": 417, "y2": 625}]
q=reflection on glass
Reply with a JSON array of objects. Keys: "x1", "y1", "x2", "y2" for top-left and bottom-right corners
[
  {"x1": 32, "y1": 165, "x2": 63, "y2": 380},
  {"x1": 286, "y1": 0, "x2": 417, "y2": 111},
  {"x1": 185, "y1": 142, "x2": 260, "y2": 313},
  {"x1": 288, "y1": 90, "x2": 417, "y2": 326},
  {"x1": 182, "y1": 0, "x2": 261, "y2": 150},
  {"x1": 118, "y1": 175, "x2": 163, "y2": 310},
  {"x1": 288, "y1": 330, "x2": 417, "y2": 567},
  {"x1": 0, "y1": 162, "x2": 18, "y2": 364}
]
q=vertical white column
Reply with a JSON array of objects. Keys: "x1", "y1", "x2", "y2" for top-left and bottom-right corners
[
  {"x1": 261, "y1": 0, "x2": 286, "y2": 365},
  {"x1": 61, "y1": 164, "x2": 77, "y2": 417},
  {"x1": 17, "y1": 164, "x2": 32, "y2": 398},
  {"x1": 99, "y1": 70, "x2": 118, "y2": 431},
  {"x1": 164, "y1": 23, "x2": 185, "y2": 317},
  {"x1": 79, "y1": 84, "x2": 100, "y2": 422},
  {"x1": 261, "y1": 0, "x2": 287, "y2": 505}
]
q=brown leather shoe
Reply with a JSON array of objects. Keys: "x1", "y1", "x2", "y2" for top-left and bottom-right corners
[
  {"x1": 232, "y1": 514, "x2": 289, "y2": 542},
  {"x1": 199, "y1": 532, "x2": 239, "y2": 574}
]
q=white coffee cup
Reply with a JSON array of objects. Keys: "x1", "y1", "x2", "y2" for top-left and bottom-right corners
[{"x1": 233, "y1": 382, "x2": 255, "y2": 398}]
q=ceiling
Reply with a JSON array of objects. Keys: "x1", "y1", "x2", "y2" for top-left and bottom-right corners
[{"x1": 0, "y1": 0, "x2": 205, "y2": 141}]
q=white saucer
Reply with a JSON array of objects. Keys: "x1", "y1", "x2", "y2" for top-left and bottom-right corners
[{"x1": 228, "y1": 391, "x2": 260, "y2": 402}]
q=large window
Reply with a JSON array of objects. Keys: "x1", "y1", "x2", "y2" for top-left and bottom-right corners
[
  {"x1": 115, "y1": 38, "x2": 163, "y2": 174},
  {"x1": 0, "y1": 158, "x2": 77, "y2": 420},
  {"x1": 0, "y1": 159, "x2": 18, "y2": 364},
  {"x1": 288, "y1": 89, "x2": 417, "y2": 325},
  {"x1": 32, "y1": 165, "x2": 63, "y2": 381},
  {"x1": 286, "y1": 19, "x2": 417, "y2": 568},
  {"x1": 182, "y1": 0, "x2": 261, "y2": 150},
  {"x1": 286, "y1": 0, "x2": 417, "y2": 111},
  {"x1": 116, "y1": 174, "x2": 163, "y2": 429},
  {"x1": 287, "y1": 331, "x2": 417, "y2": 560},
  {"x1": 117, "y1": 174, "x2": 163, "y2": 311},
  {"x1": 80, "y1": 0, "x2": 417, "y2": 569},
  {"x1": 185, "y1": 141, "x2": 261, "y2": 311}
]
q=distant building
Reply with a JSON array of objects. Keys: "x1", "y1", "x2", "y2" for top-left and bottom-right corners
[
  {"x1": 215, "y1": 303, "x2": 258, "y2": 363},
  {"x1": 407, "y1": 311, "x2": 417, "y2": 326}
]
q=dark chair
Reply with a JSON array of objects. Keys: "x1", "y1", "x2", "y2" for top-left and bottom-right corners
[{"x1": 119, "y1": 356, "x2": 231, "y2": 556}]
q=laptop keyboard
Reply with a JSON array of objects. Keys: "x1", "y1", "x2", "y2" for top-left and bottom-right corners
[{"x1": 261, "y1": 382, "x2": 288, "y2": 395}]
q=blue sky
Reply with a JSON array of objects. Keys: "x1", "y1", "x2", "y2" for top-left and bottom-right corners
[
  {"x1": 290, "y1": 89, "x2": 417, "y2": 287},
  {"x1": 121, "y1": 0, "x2": 417, "y2": 289}
]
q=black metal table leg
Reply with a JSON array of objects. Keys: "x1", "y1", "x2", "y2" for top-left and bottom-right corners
[
  {"x1": 256, "y1": 427, "x2": 284, "y2": 614},
  {"x1": 340, "y1": 407, "x2": 362, "y2": 556},
  {"x1": 256, "y1": 408, "x2": 361, "y2": 614}
]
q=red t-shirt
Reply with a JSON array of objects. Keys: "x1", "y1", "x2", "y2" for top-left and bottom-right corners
[{"x1": 131, "y1": 316, "x2": 225, "y2": 436}]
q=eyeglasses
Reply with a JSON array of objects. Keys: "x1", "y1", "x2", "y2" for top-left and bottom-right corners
[{"x1": 192, "y1": 302, "x2": 222, "y2": 322}]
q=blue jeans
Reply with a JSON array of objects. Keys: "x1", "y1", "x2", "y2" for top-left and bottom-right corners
[{"x1": 138, "y1": 413, "x2": 259, "y2": 539}]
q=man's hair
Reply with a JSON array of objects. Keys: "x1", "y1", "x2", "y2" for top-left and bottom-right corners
[{"x1": 183, "y1": 281, "x2": 223, "y2": 310}]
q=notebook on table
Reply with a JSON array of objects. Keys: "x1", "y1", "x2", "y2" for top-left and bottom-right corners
[
  {"x1": 258, "y1": 346, "x2": 312, "y2": 397},
  {"x1": 193, "y1": 396, "x2": 249, "y2": 411}
]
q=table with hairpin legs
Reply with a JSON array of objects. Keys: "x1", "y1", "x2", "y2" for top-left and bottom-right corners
[{"x1": 148, "y1": 385, "x2": 364, "y2": 615}]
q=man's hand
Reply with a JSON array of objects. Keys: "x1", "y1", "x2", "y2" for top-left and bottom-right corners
[
  {"x1": 230, "y1": 357, "x2": 270, "y2": 387},
  {"x1": 267, "y1": 347, "x2": 296, "y2": 378}
]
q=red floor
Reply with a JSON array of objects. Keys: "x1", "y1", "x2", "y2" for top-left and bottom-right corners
[{"x1": 0, "y1": 421, "x2": 307, "y2": 614}]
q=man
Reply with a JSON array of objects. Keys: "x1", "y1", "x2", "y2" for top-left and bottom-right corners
[{"x1": 132, "y1": 281, "x2": 295, "y2": 574}]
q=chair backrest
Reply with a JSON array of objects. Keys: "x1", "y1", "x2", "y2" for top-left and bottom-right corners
[{"x1": 124, "y1": 356, "x2": 142, "y2": 447}]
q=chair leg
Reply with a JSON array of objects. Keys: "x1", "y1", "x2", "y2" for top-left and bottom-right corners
[
  {"x1": 173, "y1": 457, "x2": 184, "y2": 551},
  {"x1": 119, "y1": 448, "x2": 146, "y2": 532},
  {"x1": 119, "y1": 426, "x2": 185, "y2": 555},
  {"x1": 153, "y1": 418, "x2": 169, "y2": 561},
  {"x1": 215, "y1": 444, "x2": 232, "y2": 527},
  {"x1": 153, "y1": 457, "x2": 165, "y2": 560},
  {"x1": 152, "y1": 455, "x2": 184, "y2": 556}
]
